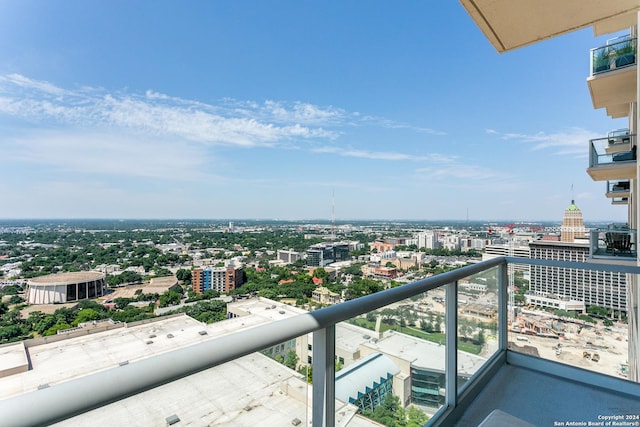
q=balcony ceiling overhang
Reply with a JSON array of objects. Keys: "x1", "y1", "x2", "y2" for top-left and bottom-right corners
[
  {"x1": 606, "y1": 104, "x2": 631, "y2": 119},
  {"x1": 459, "y1": 0, "x2": 640, "y2": 53},
  {"x1": 587, "y1": 66, "x2": 637, "y2": 114}
]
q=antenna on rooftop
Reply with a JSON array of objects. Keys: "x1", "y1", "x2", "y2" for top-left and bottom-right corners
[
  {"x1": 571, "y1": 183, "x2": 575, "y2": 203},
  {"x1": 331, "y1": 188, "x2": 336, "y2": 241}
]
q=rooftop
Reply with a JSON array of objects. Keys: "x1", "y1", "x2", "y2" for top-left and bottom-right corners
[
  {"x1": 2, "y1": 257, "x2": 640, "y2": 426},
  {"x1": 28, "y1": 271, "x2": 105, "y2": 285}
]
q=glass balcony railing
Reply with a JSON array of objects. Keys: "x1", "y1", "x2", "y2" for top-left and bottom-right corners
[
  {"x1": 587, "y1": 134, "x2": 636, "y2": 181},
  {"x1": 591, "y1": 36, "x2": 637, "y2": 75},
  {"x1": 607, "y1": 179, "x2": 631, "y2": 196},
  {"x1": 589, "y1": 228, "x2": 637, "y2": 261},
  {"x1": 1, "y1": 257, "x2": 639, "y2": 426},
  {"x1": 612, "y1": 196, "x2": 629, "y2": 205}
]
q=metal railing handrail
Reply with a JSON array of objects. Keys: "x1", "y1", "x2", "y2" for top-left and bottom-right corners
[
  {"x1": 590, "y1": 36, "x2": 637, "y2": 75},
  {"x1": 0, "y1": 257, "x2": 504, "y2": 426},
  {"x1": 589, "y1": 134, "x2": 636, "y2": 168},
  {"x1": 1, "y1": 256, "x2": 638, "y2": 426},
  {"x1": 589, "y1": 133, "x2": 636, "y2": 144}
]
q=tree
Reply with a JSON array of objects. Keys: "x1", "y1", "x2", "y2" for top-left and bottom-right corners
[
  {"x1": 313, "y1": 268, "x2": 329, "y2": 280},
  {"x1": 177, "y1": 300, "x2": 227, "y2": 323},
  {"x1": 432, "y1": 314, "x2": 443, "y2": 333},
  {"x1": 53, "y1": 307, "x2": 77, "y2": 325},
  {"x1": 380, "y1": 308, "x2": 396, "y2": 325},
  {"x1": 0, "y1": 302, "x2": 8, "y2": 317},
  {"x1": 0, "y1": 285, "x2": 21, "y2": 295},
  {"x1": 158, "y1": 290, "x2": 182, "y2": 308},
  {"x1": 298, "y1": 365, "x2": 312, "y2": 383},
  {"x1": 362, "y1": 394, "x2": 405, "y2": 427},
  {"x1": 406, "y1": 406, "x2": 429, "y2": 426},
  {"x1": 0, "y1": 324, "x2": 26, "y2": 342},
  {"x1": 110, "y1": 306, "x2": 154, "y2": 323},
  {"x1": 44, "y1": 323, "x2": 72, "y2": 336},
  {"x1": 33, "y1": 314, "x2": 56, "y2": 336},
  {"x1": 8, "y1": 295, "x2": 24, "y2": 305},
  {"x1": 75, "y1": 299, "x2": 105, "y2": 312},
  {"x1": 113, "y1": 297, "x2": 134, "y2": 309},
  {"x1": 284, "y1": 350, "x2": 299, "y2": 370},
  {"x1": 176, "y1": 268, "x2": 192, "y2": 284},
  {"x1": 73, "y1": 308, "x2": 104, "y2": 325}
]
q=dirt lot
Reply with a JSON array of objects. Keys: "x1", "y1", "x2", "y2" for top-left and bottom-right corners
[{"x1": 509, "y1": 317, "x2": 628, "y2": 379}]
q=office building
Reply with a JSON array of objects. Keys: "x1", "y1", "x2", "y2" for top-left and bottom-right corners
[
  {"x1": 277, "y1": 249, "x2": 303, "y2": 265},
  {"x1": 306, "y1": 243, "x2": 350, "y2": 267},
  {"x1": 561, "y1": 200, "x2": 587, "y2": 242}
]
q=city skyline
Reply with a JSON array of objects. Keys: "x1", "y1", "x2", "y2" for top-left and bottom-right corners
[{"x1": 0, "y1": 1, "x2": 630, "y2": 221}]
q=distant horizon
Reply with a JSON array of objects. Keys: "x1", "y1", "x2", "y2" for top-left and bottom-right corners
[{"x1": 0, "y1": 217, "x2": 623, "y2": 225}]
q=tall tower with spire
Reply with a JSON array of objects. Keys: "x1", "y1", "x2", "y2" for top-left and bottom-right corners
[{"x1": 561, "y1": 199, "x2": 586, "y2": 242}]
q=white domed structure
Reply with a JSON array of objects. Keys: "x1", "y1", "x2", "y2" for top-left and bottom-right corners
[{"x1": 27, "y1": 272, "x2": 106, "y2": 305}]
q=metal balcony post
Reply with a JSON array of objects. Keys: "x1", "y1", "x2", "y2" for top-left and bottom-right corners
[
  {"x1": 312, "y1": 325, "x2": 336, "y2": 427},
  {"x1": 445, "y1": 281, "x2": 458, "y2": 407},
  {"x1": 498, "y1": 262, "x2": 508, "y2": 351}
]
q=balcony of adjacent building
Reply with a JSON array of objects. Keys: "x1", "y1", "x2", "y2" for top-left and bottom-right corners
[
  {"x1": 586, "y1": 131, "x2": 637, "y2": 181},
  {"x1": 588, "y1": 227, "x2": 637, "y2": 265},
  {"x1": 2, "y1": 256, "x2": 639, "y2": 426},
  {"x1": 612, "y1": 196, "x2": 630, "y2": 205},
  {"x1": 606, "y1": 179, "x2": 631, "y2": 199},
  {"x1": 587, "y1": 35, "x2": 637, "y2": 118}
]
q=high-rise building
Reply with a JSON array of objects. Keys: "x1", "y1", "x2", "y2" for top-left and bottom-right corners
[
  {"x1": 561, "y1": 200, "x2": 587, "y2": 242},
  {"x1": 416, "y1": 231, "x2": 438, "y2": 250},
  {"x1": 529, "y1": 240, "x2": 627, "y2": 314}
]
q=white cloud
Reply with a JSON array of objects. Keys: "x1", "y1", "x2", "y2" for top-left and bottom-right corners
[
  {"x1": 312, "y1": 146, "x2": 456, "y2": 163},
  {"x1": 489, "y1": 127, "x2": 600, "y2": 155},
  {"x1": 262, "y1": 100, "x2": 346, "y2": 125},
  {"x1": 0, "y1": 74, "x2": 338, "y2": 148},
  {"x1": 415, "y1": 164, "x2": 515, "y2": 187},
  {"x1": 0, "y1": 73, "x2": 69, "y2": 96},
  {"x1": 360, "y1": 115, "x2": 447, "y2": 135}
]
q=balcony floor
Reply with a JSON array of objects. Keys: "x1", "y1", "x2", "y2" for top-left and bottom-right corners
[{"x1": 452, "y1": 352, "x2": 640, "y2": 426}]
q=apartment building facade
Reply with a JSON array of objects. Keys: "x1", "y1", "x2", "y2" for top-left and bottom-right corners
[
  {"x1": 529, "y1": 240, "x2": 627, "y2": 313},
  {"x1": 192, "y1": 265, "x2": 244, "y2": 294}
]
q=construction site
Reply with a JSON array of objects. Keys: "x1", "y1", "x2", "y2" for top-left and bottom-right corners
[{"x1": 508, "y1": 310, "x2": 629, "y2": 379}]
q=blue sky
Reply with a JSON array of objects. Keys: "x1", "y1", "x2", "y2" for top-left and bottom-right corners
[{"x1": 0, "y1": 1, "x2": 630, "y2": 221}]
